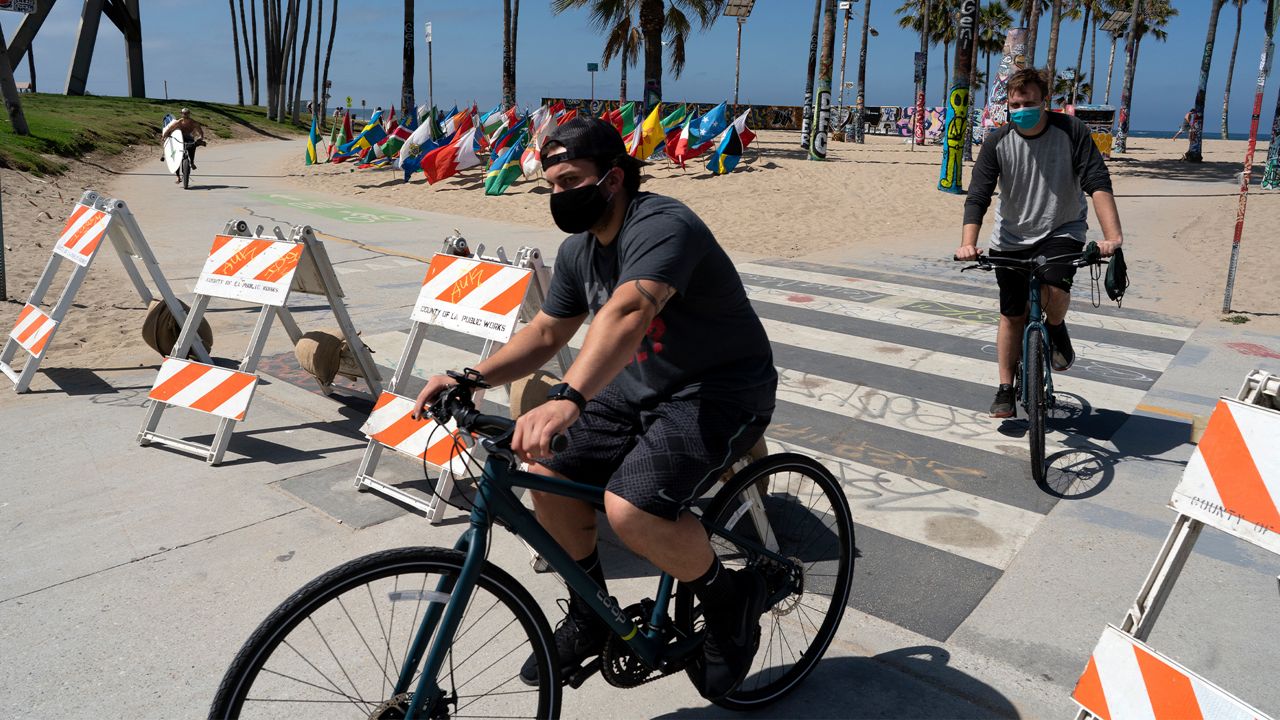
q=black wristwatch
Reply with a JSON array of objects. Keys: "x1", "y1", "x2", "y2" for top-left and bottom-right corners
[{"x1": 546, "y1": 383, "x2": 587, "y2": 411}]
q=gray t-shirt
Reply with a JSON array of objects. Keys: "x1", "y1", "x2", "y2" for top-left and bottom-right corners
[
  {"x1": 542, "y1": 192, "x2": 777, "y2": 413},
  {"x1": 964, "y1": 112, "x2": 1113, "y2": 250}
]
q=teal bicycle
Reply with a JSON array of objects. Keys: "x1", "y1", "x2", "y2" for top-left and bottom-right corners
[
  {"x1": 958, "y1": 244, "x2": 1105, "y2": 484},
  {"x1": 211, "y1": 370, "x2": 856, "y2": 718}
]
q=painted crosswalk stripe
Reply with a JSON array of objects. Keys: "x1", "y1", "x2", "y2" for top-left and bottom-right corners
[
  {"x1": 740, "y1": 262, "x2": 1194, "y2": 342},
  {"x1": 760, "y1": 317, "x2": 1147, "y2": 411},
  {"x1": 746, "y1": 284, "x2": 1175, "y2": 373},
  {"x1": 764, "y1": 437, "x2": 1043, "y2": 570}
]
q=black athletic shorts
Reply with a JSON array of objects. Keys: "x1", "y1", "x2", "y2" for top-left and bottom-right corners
[
  {"x1": 539, "y1": 382, "x2": 771, "y2": 521},
  {"x1": 989, "y1": 235, "x2": 1085, "y2": 317}
]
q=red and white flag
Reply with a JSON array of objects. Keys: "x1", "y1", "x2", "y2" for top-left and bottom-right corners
[{"x1": 422, "y1": 128, "x2": 480, "y2": 184}]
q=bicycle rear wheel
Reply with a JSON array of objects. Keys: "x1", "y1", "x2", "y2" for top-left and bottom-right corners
[
  {"x1": 1026, "y1": 328, "x2": 1048, "y2": 484},
  {"x1": 676, "y1": 453, "x2": 855, "y2": 711},
  {"x1": 210, "y1": 547, "x2": 560, "y2": 719}
]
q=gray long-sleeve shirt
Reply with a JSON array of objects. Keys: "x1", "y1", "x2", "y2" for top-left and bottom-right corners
[{"x1": 964, "y1": 112, "x2": 1113, "y2": 250}]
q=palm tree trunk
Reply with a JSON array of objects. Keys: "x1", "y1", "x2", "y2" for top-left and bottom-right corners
[
  {"x1": 984, "y1": 48, "x2": 991, "y2": 105},
  {"x1": 313, "y1": 0, "x2": 322, "y2": 127},
  {"x1": 1045, "y1": 0, "x2": 1061, "y2": 84},
  {"x1": 504, "y1": 0, "x2": 514, "y2": 107},
  {"x1": 1088, "y1": 16, "x2": 1097, "y2": 102},
  {"x1": 283, "y1": 0, "x2": 298, "y2": 121},
  {"x1": 320, "y1": 0, "x2": 338, "y2": 123},
  {"x1": 1185, "y1": 0, "x2": 1226, "y2": 161},
  {"x1": 502, "y1": 0, "x2": 513, "y2": 107},
  {"x1": 620, "y1": 57, "x2": 628, "y2": 102},
  {"x1": 402, "y1": 0, "x2": 414, "y2": 114},
  {"x1": 639, "y1": 0, "x2": 665, "y2": 109},
  {"x1": 229, "y1": 0, "x2": 245, "y2": 105},
  {"x1": 1071, "y1": 1, "x2": 1090, "y2": 105},
  {"x1": 1104, "y1": 35, "x2": 1116, "y2": 104},
  {"x1": 263, "y1": 0, "x2": 278, "y2": 118},
  {"x1": 292, "y1": 0, "x2": 313, "y2": 124},
  {"x1": 239, "y1": 0, "x2": 257, "y2": 105},
  {"x1": 1220, "y1": 0, "x2": 1243, "y2": 140},
  {"x1": 1026, "y1": 0, "x2": 1041, "y2": 64},
  {"x1": 941, "y1": 40, "x2": 950, "y2": 110}
]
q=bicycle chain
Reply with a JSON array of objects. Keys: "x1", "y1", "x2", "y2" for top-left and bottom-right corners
[{"x1": 599, "y1": 601, "x2": 690, "y2": 689}]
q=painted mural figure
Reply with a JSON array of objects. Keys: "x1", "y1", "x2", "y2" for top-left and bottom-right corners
[
  {"x1": 954, "y1": 69, "x2": 1125, "y2": 420},
  {"x1": 981, "y1": 28, "x2": 1028, "y2": 142}
]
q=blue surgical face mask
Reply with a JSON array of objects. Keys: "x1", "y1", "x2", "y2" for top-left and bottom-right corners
[{"x1": 1010, "y1": 106, "x2": 1043, "y2": 130}]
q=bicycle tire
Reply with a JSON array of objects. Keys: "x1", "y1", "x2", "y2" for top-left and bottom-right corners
[
  {"x1": 210, "y1": 547, "x2": 561, "y2": 719},
  {"x1": 181, "y1": 156, "x2": 191, "y2": 190},
  {"x1": 675, "y1": 453, "x2": 855, "y2": 711},
  {"x1": 1026, "y1": 329, "x2": 1047, "y2": 484}
]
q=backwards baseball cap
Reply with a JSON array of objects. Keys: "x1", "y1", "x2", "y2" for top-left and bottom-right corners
[{"x1": 542, "y1": 115, "x2": 644, "y2": 172}]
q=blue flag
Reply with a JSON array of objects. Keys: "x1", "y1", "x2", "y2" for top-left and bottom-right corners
[
  {"x1": 693, "y1": 102, "x2": 729, "y2": 144},
  {"x1": 705, "y1": 125, "x2": 743, "y2": 176}
]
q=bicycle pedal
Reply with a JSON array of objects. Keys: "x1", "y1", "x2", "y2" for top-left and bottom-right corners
[{"x1": 565, "y1": 657, "x2": 601, "y2": 689}]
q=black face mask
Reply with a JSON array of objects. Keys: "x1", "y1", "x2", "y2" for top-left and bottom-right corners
[{"x1": 550, "y1": 172, "x2": 613, "y2": 234}]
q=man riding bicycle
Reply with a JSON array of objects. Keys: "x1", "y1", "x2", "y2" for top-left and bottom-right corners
[
  {"x1": 412, "y1": 116, "x2": 777, "y2": 700},
  {"x1": 956, "y1": 68, "x2": 1124, "y2": 418},
  {"x1": 161, "y1": 108, "x2": 206, "y2": 184}
]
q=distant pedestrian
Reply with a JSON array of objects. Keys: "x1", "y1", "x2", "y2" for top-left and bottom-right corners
[{"x1": 1171, "y1": 108, "x2": 1194, "y2": 140}]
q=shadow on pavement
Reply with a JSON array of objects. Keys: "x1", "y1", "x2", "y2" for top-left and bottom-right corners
[
  {"x1": 655, "y1": 646, "x2": 1019, "y2": 719},
  {"x1": 1037, "y1": 412, "x2": 1193, "y2": 500}
]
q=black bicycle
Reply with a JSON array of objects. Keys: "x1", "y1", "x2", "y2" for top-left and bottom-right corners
[
  {"x1": 179, "y1": 138, "x2": 206, "y2": 189},
  {"x1": 957, "y1": 245, "x2": 1106, "y2": 483},
  {"x1": 211, "y1": 370, "x2": 856, "y2": 718}
]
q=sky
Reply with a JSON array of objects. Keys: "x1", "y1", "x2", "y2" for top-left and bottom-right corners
[{"x1": 6, "y1": 0, "x2": 1279, "y2": 136}]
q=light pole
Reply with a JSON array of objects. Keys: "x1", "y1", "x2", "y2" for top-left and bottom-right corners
[
  {"x1": 588, "y1": 62, "x2": 598, "y2": 106},
  {"x1": 837, "y1": 2, "x2": 851, "y2": 114},
  {"x1": 724, "y1": 0, "x2": 756, "y2": 110},
  {"x1": 424, "y1": 21, "x2": 433, "y2": 110}
]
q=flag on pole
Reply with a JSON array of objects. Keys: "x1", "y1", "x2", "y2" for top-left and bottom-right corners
[
  {"x1": 693, "y1": 102, "x2": 729, "y2": 143},
  {"x1": 618, "y1": 101, "x2": 638, "y2": 136},
  {"x1": 422, "y1": 128, "x2": 480, "y2": 184},
  {"x1": 485, "y1": 136, "x2": 528, "y2": 195},
  {"x1": 705, "y1": 125, "x2": 743, "y2": 176},
  {"x1": 730, "y1": 109, "x2": 757, "y2": 149},
  {"x1": 661, "y1": 104, "x2": 688, "y2": 133},
  {"x1": 305, "y1": 115, "x2": 320, "y2": 165},
  {"x1": 492, "y1": 117, "x2": 528, "y2": 157},
  {"x1": 629, "y1": 103, "x2": 664, "y2": 160},
  {"x1": 521, "y1": 144, "x2": 541, "y2": 179},
  {"x1": 557, "y1": 109, "x2": 579, "y2": 126}
]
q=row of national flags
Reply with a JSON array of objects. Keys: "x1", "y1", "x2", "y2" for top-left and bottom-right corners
[{"x1": 305, "y1": 100, "x2": 756, "y2": 192}]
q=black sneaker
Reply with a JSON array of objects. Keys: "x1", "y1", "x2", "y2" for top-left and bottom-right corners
[
  {"x1": 990, "y1": 384, "x2": 1016, "y2": 418},
  {"x1": 1046, "y1": 321, "x2": 1075, "y2": 371},
  {"x1": 692, "y1": 568, "x2": 768, "y2": 700},
  {"x1": 519, "y1": 599, "x2": 607, "y2": 686}
]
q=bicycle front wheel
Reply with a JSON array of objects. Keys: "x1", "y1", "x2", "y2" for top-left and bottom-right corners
[
  {"x1": 677, "y1": 453, "x2": 855, "y2": 711},
  {"x1": 1026, "y1": 328, "x2": 1048, "y2": 484},
  {"x1": 210, "y1": 547, "x2": 561, "y2": 719},
  {"x1": 181, "y1": 156, "x2": 191, "y2": 189}
]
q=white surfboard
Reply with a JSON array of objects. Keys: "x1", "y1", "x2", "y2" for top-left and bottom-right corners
[{"x1": 162, "y1": 117, "x2": 185, "y2": 175}]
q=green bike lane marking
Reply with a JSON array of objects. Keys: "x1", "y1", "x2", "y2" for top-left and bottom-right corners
[{"x1": 250, "y1": 192, "x2": 420, "y2": 224}]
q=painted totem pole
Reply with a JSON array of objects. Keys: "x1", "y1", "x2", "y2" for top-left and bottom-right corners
[
  {"x1": 810, "y1": 0, "x2": 838, "y2": 159},
  {"x1": 1263, "y1": 79, "x2": 1280, "y2": 189},
  {"x1": 1185, "y1": 0, "x2": 1227, "y2": 163},
  {"x1": 980, "y1": 28, "x2": 1028, "y2": 142},
  {"x1": 939, "y1": 0, "x2": 980, "y2": 193}
]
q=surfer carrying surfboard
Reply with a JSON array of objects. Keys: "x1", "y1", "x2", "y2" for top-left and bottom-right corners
[{"x1": 160, "y1": 108, "x2": 206, "y2": 184}]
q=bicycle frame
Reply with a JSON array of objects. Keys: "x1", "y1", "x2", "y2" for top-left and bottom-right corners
[
  {"x1": 391, "y1": 451, "x2": 790, "y2": 718},
  {"x1": 1019, "y1": 271, "x2": 1056, "y2": 410}
]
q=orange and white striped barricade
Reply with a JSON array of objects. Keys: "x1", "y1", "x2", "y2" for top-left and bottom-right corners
[
  {"x1": 137, "y1": 222, "x2": 381, "y2": 465},
  {"x1": 354, "y1": 241, "x2": 572, "y2": 523},
  {"x1": 1, "y1": 190, "x2": 208, "y2": 393},
  {"x1": 1073, "y1": 370, "x2": 1280, "y2": 720}
]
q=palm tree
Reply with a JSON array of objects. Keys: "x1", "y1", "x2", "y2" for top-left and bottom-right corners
[
  {"x1": 1007, "y1": 0, "x2": 1049, "y2": 63},
  {"x1": 405, "y1": 0, "x2": 416, "y2": 114},
  {"x1": 229, "y1": 0, "x2": 245, "y2": 105},
  {"x1": 312, "y1": 0, "x2": 322, "y2": 125},
  {"x1": 320, "y1": 0, "x2": 338, "y2": 122},
  {"x1": 1070, "y1": 0, "x2": 1103, "y2": 105},
  {"x1": 555, "y1": 0, "x2": 724, "y2": 108},
  {"x1": 978, "y1": 2, "x2": 1013, "y2": 105},
  {"x1": 1184, "y1": 0, "x2": 1227, "y2": 162},
  {"x1": 502, "y1": 0, "x2": 520, "y2": 107},
  {"x1": 291, "y1": 0, "x2": 314, "y2": 124},
  {"x1": 1044, "y1": 0, "x2": 1084, "y2": 89},
  {"x1": 1113, "y1": 0, "x2": 1176, "y2": 152},
  {"x1": 239, "y1": 0, "x2": 259, "y2": 106},
  {"x1": 1051, "y1": 71, "x2": 1091, "y2": 105},
  {"x1": 552, "y1": 0, "x2": 643, "y2": 101},
  {"x1": 1220, "y1": 0, "x2": 1248, "y2": 139}
]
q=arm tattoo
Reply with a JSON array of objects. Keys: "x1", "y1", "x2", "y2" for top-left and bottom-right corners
[{"x1": 633, "y1": 280, "x2": 675, "y2": 312}]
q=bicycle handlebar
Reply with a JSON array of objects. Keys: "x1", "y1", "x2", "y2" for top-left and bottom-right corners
[
  {"x1": 953, "y1": 243, "x2": 1105, "y2": 273},
  {"x1": 429, "y1": 370, "x2": 569, "y2": 454}
]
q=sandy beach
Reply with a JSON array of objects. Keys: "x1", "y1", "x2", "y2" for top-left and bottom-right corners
[{"x1": 282, "y1": 130, "x2": 1279, "y2": 331}]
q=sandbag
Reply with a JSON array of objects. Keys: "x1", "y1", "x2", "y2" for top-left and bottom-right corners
[
  {"x1": 508, "y1": 369, "x2": 562, "y2": 419},
  {"x1": 141, "y1": 300, "x2": 213, "y2": 359},
  {"x1": 294, "y1": 329, "x2": 343, "y2": 386}
]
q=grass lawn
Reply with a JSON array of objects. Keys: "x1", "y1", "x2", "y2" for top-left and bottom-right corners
[{"x1": 0, "y1": 94, "x2": 309, "y2": 175}]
